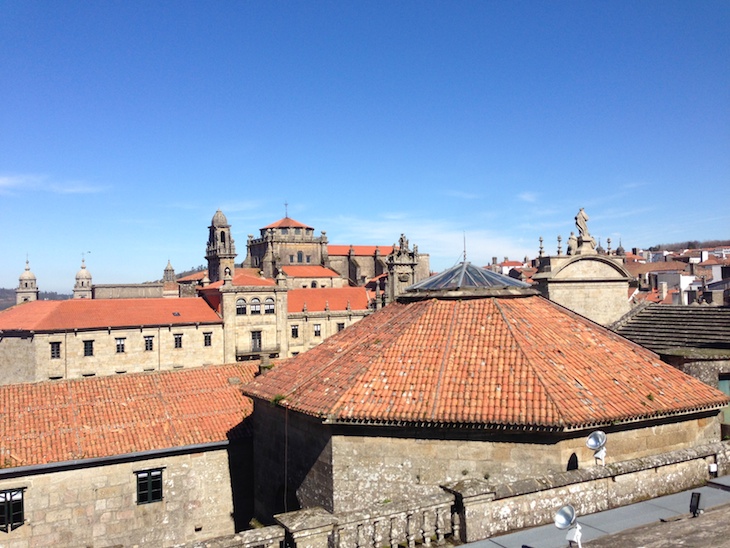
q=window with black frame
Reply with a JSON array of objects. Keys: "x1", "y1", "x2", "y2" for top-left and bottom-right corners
[
  {"x1": 136, "y1": 469, "x2": 163, "y2": 504},
  {"x1": 0, "y1": 488, "x2": 25, "y2": 532}
]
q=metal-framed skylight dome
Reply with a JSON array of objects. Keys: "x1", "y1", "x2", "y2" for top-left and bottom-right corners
[{"x1": 406, "y1": 261, "x2": 531, "y2": 292}]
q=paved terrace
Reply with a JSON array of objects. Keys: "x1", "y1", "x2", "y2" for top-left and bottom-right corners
[{"x1": 467, "y1": 476, "x2": 730, "y2": 548}]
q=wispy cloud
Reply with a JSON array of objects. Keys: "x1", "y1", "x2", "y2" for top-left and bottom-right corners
[
  {"x1": 518, "y1": 191, "x2": 538, "y2": 203},
  {"x1": 0, "y1": 173, "x2": 107, "y2": 195}
]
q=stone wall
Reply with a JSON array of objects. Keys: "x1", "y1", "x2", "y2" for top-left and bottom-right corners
[
  {"x1": 0, "y1": 448, "x2": 238, "y2": 548},
  {"x1": 328, "y1": 414, "x2": 720, "y2": 513},
  {"x1": 286, "y1": 310, "x2": 370, "y2": 357},
  {"x1": 0, "y1": 335, "x2": 35, "y2": 385},
  {"x1": 92, "y1": 283, "x2": 164, "y2": 299},
  {"x1": 251, "y1": 404, "x2": 334, "y2": 521},
  {"x1": 28, "y1": 323, "x2": 226, "y2": 381}
]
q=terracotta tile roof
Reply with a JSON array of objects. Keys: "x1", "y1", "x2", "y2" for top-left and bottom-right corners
[
  {"x1": 0, "y1": 298, "x2": 221, "y2": 332},
  {"x1": 624, "y1": 260, "x2": 689, "y2": 277},
  {"x1": 263, "y1": 217, "x2": 313, "y2": 229},
  {"x1": 281, "y1": 266, "x2": 341, "y2": 278},
  {"x1": 0, "y1": 364, "x2": 256, "y2": 469},
  {"x1": 287, "y1": 287, "x2": 370, "y2": 313},
  {"x1": 328, "y1": 245, "x2": 394, "y2": 256},
  {"x1": 243, "y1": 295, "x2": 727, "y2": 430},
  {"x1": 177, "y1": 271, "x2": 208, "y2": 282},
  {"x1": 202, "y1": 271, "x2": 276, "y2": 290}
]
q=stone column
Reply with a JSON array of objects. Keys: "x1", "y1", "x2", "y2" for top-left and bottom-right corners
[{"x1": 275, "y1": 507, "x2": 338, "y2": 548}]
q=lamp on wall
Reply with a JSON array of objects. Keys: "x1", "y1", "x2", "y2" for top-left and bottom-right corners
[
  {"x1": 554, "y1": 504, "x2": 582, "y2": 548},
  {"x1": 586, "y1": 430, "x2": 607, "y2": 466}
]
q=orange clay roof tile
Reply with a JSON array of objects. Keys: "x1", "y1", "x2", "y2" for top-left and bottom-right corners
[
  {"x1": 0, "y1": 364, "x2": 256, "y2": 469},
  {"x1": 287, "y1": 287, "x2": 369, "y2": 313},
  {"x1": 0, "y1": 298, "x2": 222, "y2": 332},
  {"x1": 242, "y1": 295, "x2": 728, "y2": 429},
  {"x1": 263, "y1": 217, "x2": 313, "y2": 229}
]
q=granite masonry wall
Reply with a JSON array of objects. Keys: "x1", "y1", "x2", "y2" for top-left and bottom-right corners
[{"x1": 0, "y1": 448, "x2": 237, "y2": 548}]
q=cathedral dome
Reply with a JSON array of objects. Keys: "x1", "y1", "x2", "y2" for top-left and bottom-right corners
[
  {"x1": 211, "y1": 209, "x2": 228, "y2": 227},
  {"x1": 76, "y1": 259, "x2": 92, "y2": 280},
  {"x1": 19, "y1": 260, "x2": 36, "y2": 281}
]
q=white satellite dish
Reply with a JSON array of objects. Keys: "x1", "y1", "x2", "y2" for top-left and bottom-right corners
[
  {"x1": 586, "y1": 430, "x2": 607, "y2": 466},
  {"x1": 554, "y1": 504, "x2": 583, "y2": 548},
  {"x1": 554, "y1": 504, "x2": 576, "y2": 530}
]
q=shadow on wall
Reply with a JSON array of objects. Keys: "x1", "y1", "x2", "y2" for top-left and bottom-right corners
[{"x1": 227, "y1": 422, "x2": 255, "y2": 532}]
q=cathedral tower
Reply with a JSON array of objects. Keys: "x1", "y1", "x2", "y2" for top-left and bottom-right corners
[
  {"x1": 16, "y1": 260, "x2": 39, "y2": 304},
  {"x1": 206, "y1": 210, "x2": 237, "y2": 283},
  {"x1": 73, "y1": 258, "x2": 93, "y2": 299}
]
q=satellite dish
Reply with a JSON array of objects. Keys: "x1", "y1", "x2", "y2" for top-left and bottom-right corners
[
  {"x1": 586, "y1": 430, "x2": 607, "y2": 451},
  {"x1": 554, "y1": 505, "x2": 577, "y2": 530}
]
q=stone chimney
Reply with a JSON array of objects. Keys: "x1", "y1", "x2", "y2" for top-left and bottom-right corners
[{"x1": 659, "y1": 281, "x2": 668, "y2": 301}]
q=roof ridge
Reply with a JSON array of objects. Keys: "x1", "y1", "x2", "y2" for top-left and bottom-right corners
[
  {"x1": 428, "y1": 301, "x2": 458, "y2": 419},
  {"x1": 494, "y1": 298, "x2": 566, "y2": 426}
]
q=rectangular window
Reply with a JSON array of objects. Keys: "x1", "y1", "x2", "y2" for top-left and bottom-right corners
[
  {"x1": 136, "y1": 469, "x2": 163, "y2": 504},
  {"x1": 50, "y1": 342, "x2": 61, "y2": 359},
  {"x1": 251, "y1": 331, "x2": 262, "y2": 352},
  {"x1": 337, "y1": 322, "x2": 346, "y2": 332},
  {"x1": 115, "y1": 338, "x2": 126, "y2": 353},
  {"x1": 174, "y1": 334, "x2": 183, "y2": 349},
  {"x1": 144, "y1": 336, "x2": 154, "y2": 352},
  {"x1": 0, "y1": 488, "x2": 24, "y2": 532},
  {"x1": 289, "y1": 254, "x2": 294, "y2": 263},
  {"x1": 203, "y1": 332, "x2": 212, "y2": 347},
  {"x1": 314, "y1": 324, "x2": 321, "y2": 337},
  {"x1": 264, "y1": 299, "x2": 275, "y2": 314},
  {"x1": 291, "y1": 325, "x2": 299, "y2": 339},
  {"x1": 83, "y1": 340, "x2": 94, "y2": 357},
  {"x1": 306, "y1": 255, "x2": 311, "y2": 263},
  {"x1": 295, "y1": 228, "x2": 301, "y2": 235}
]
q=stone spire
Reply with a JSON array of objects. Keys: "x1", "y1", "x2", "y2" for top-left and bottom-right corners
[{"x1": 206, "y1": 210, "x2": 237, "y2": 283}]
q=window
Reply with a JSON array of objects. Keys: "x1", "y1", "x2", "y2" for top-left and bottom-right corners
[
  {"x1": 144, "y1": 336, "x2": 154, "y2": 352},
  {"x1": 264, "y1": 298, "x2": 275, "y2": 314},
  {"x1": 83, "y1": 340, "x2": 94, "y2": 357},
  {"x1": 314, "y1": 324, "x2": 321, "y2": 337},
  {"x1": 174, "y1": 334, "x2": 183, "y2": 349},
  {"x1": 251, "y1": 331, "x2": 262, "y2": 352},
  {"x1": 50, "y1": 342, "x2": 61, "y2": 359},
  {"x1": 291, "y1": 325, "x2": 299, "y2": 339},
  {"x1": 236, "y1": 299, "x2": 247, "y2": 315},
  {"x1": 0, "y1": 488, "x2": 24, "y2": 532},
  {"x1": 295, "y1": 228, "x2": 301, "y2": 235},
  {"x1": 306, "y1": 255, "x2": 311, "y2": 263},
  {"x1": 204, "y1": 332, "x2": 212, "y2": 347},
  {"x1": 297, "y1": 251, "x2": 303, "y2": 263},
  {"x1": 250, "y1": 298, "x2": 261, "y2": 315},
  {"x1": 115, "y1": 338, "x2": 126, "y2": 353},
  {"x1": 281, "y1": 228, "x2": 288, "y2": 235},
  {"x1": 337, "y1": 322, "x2": 346, "y2": 332},
  {"x1": 289, "y1": 254, "x2": 294, "y2": 263},
  {"x1": 311, "y1": 281, "x2": 318, "y2": 288},
  {"x1": 136, "y1": 469, "x2": 163, "y2": 504}
]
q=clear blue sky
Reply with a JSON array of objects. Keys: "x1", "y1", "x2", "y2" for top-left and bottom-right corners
[{"x1": 1, "y1": 1, "x2": 728, "y2": 293}]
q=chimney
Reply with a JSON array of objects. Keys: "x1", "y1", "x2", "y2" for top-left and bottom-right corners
[
  {"x1": 659, "y1": 281, "x2": 668, "y2": 301},
  {"x1": 492, "y1": 257, "x2": 497, "y2": 265}
]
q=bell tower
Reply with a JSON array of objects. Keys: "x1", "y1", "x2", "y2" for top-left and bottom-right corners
[
  {"x1": 206, "y1": 210, "x2": 237, "y2": 283},
  {"x1": 16, "y1": 259, "x2": 40, "y2": 304},
  {"x1": 73, "y1": 258, "x2": 93, "y2": 299}
]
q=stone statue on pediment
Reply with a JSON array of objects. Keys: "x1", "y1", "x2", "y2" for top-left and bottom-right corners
[
  {"x1": 574, "y1": 208, "x2": 596, "y2": 254},
  {"x1": 567, "y1": 232, "x2": 578, "y2": 256}
]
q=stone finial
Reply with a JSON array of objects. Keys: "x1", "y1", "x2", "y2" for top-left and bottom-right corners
[
  {"x1": 607, "y1": 237, "x2": 612, "y2": 255},
  {"x1": 567, "y1": 232, "x2": 577, "y2": 256},
  {"x1": 539, "y1": 237, "x2": 544, "y2": 258},
  {"x1": 557, "y1": 235, "x2": 562, "y2": 256}
]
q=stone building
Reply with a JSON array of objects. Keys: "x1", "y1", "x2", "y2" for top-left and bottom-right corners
[
  {"x1": 0, "y1": 364, "x2": 256, "y2": 547},
  {"x1": 533, "y1": 209, "x2": 632, "y2": 325},
  {"x1": 0, "y1": 298, "x2": 224, "y2": 384},
  {"x1": 241, "y1": 262, "x2": 728, "y2": 520}
]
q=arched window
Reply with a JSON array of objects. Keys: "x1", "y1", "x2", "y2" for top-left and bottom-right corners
[
  {"x1": 264, "y1": 297, "x2": 275, "y2": 314},
  {"x1": 236, "y1": 299, "x2": 246, "y2": 315},
  {"x1": 567, "y1": 453, "x2": 578, "y2": 471},
  {"x1": 250, "y1": 298, "x2": 261, "y2": 315},
  {"x1": 221, "y1": 232, "x2": 226, "y2": 243},
  {"x1": 311, "y1": 281, "x2": 318, "y2": 288},
  {"x1": 297, "y1": 251, "x2": 303, "y2": 263}
]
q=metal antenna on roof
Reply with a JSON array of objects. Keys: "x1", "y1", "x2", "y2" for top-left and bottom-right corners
[
  {"x1": 284, "y1": 201, "x2": 289, "y2": 218},
  {"x1": 463, "y1": 232, "x2": 467, "y2": 262}
]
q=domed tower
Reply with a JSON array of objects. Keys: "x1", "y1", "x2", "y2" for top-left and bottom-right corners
[
  {"x1": 73, "y1": 258, "x2": 93, "y2": 299},
  {"x1": 206, "y1": 209, "x2": 237, "y2": 283},
  {"x1": 16, "y1": 260, "x2": 40, "y2": 304}
]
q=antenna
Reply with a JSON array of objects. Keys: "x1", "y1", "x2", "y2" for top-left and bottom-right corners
[
  {"x1": 463, "y1": 231, "x2": 467, "y2": 262},
  {"x1": 284, "y1": 201, "x2": 289, "y2": 218}
]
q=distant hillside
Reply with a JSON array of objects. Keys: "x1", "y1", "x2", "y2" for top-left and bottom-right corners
[
  {"x1": 0, "y1": 288, "x2": 71, "y2": 311},
  {"x1": 647, "y1": 239, "x2": 730, "y2": 252}
]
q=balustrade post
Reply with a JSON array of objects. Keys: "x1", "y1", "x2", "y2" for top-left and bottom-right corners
[{"x1": 406, "y1": 512, "x2": 416, "y2": 548}]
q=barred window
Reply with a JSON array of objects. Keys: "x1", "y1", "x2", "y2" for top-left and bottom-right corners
[
  {"x1": 174, "y1": 334, "x2": 183, "y2": 349},
  {"x1": 115, "y1": 338, "x2": 126, "y2": 353},
  {"x1": 203, "y1": 332, "x2": 212, "y2": 347},
  {"x1": 83, "y1": 340, "x2": 94, "y2": 357},
  {"x1": 50, "y1": 341, "x2": 61, "y2": 359},
  {"x1": 144, "y1": 336, "x2": 154, "y2": 352},
  {"x1": 0, "y1": 488, "x2": 25, "y2": 532}
]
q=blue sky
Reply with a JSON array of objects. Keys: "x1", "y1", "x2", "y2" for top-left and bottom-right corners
[{"x1": 1, "y1": 1, "x2": 728, "y2": 293}]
